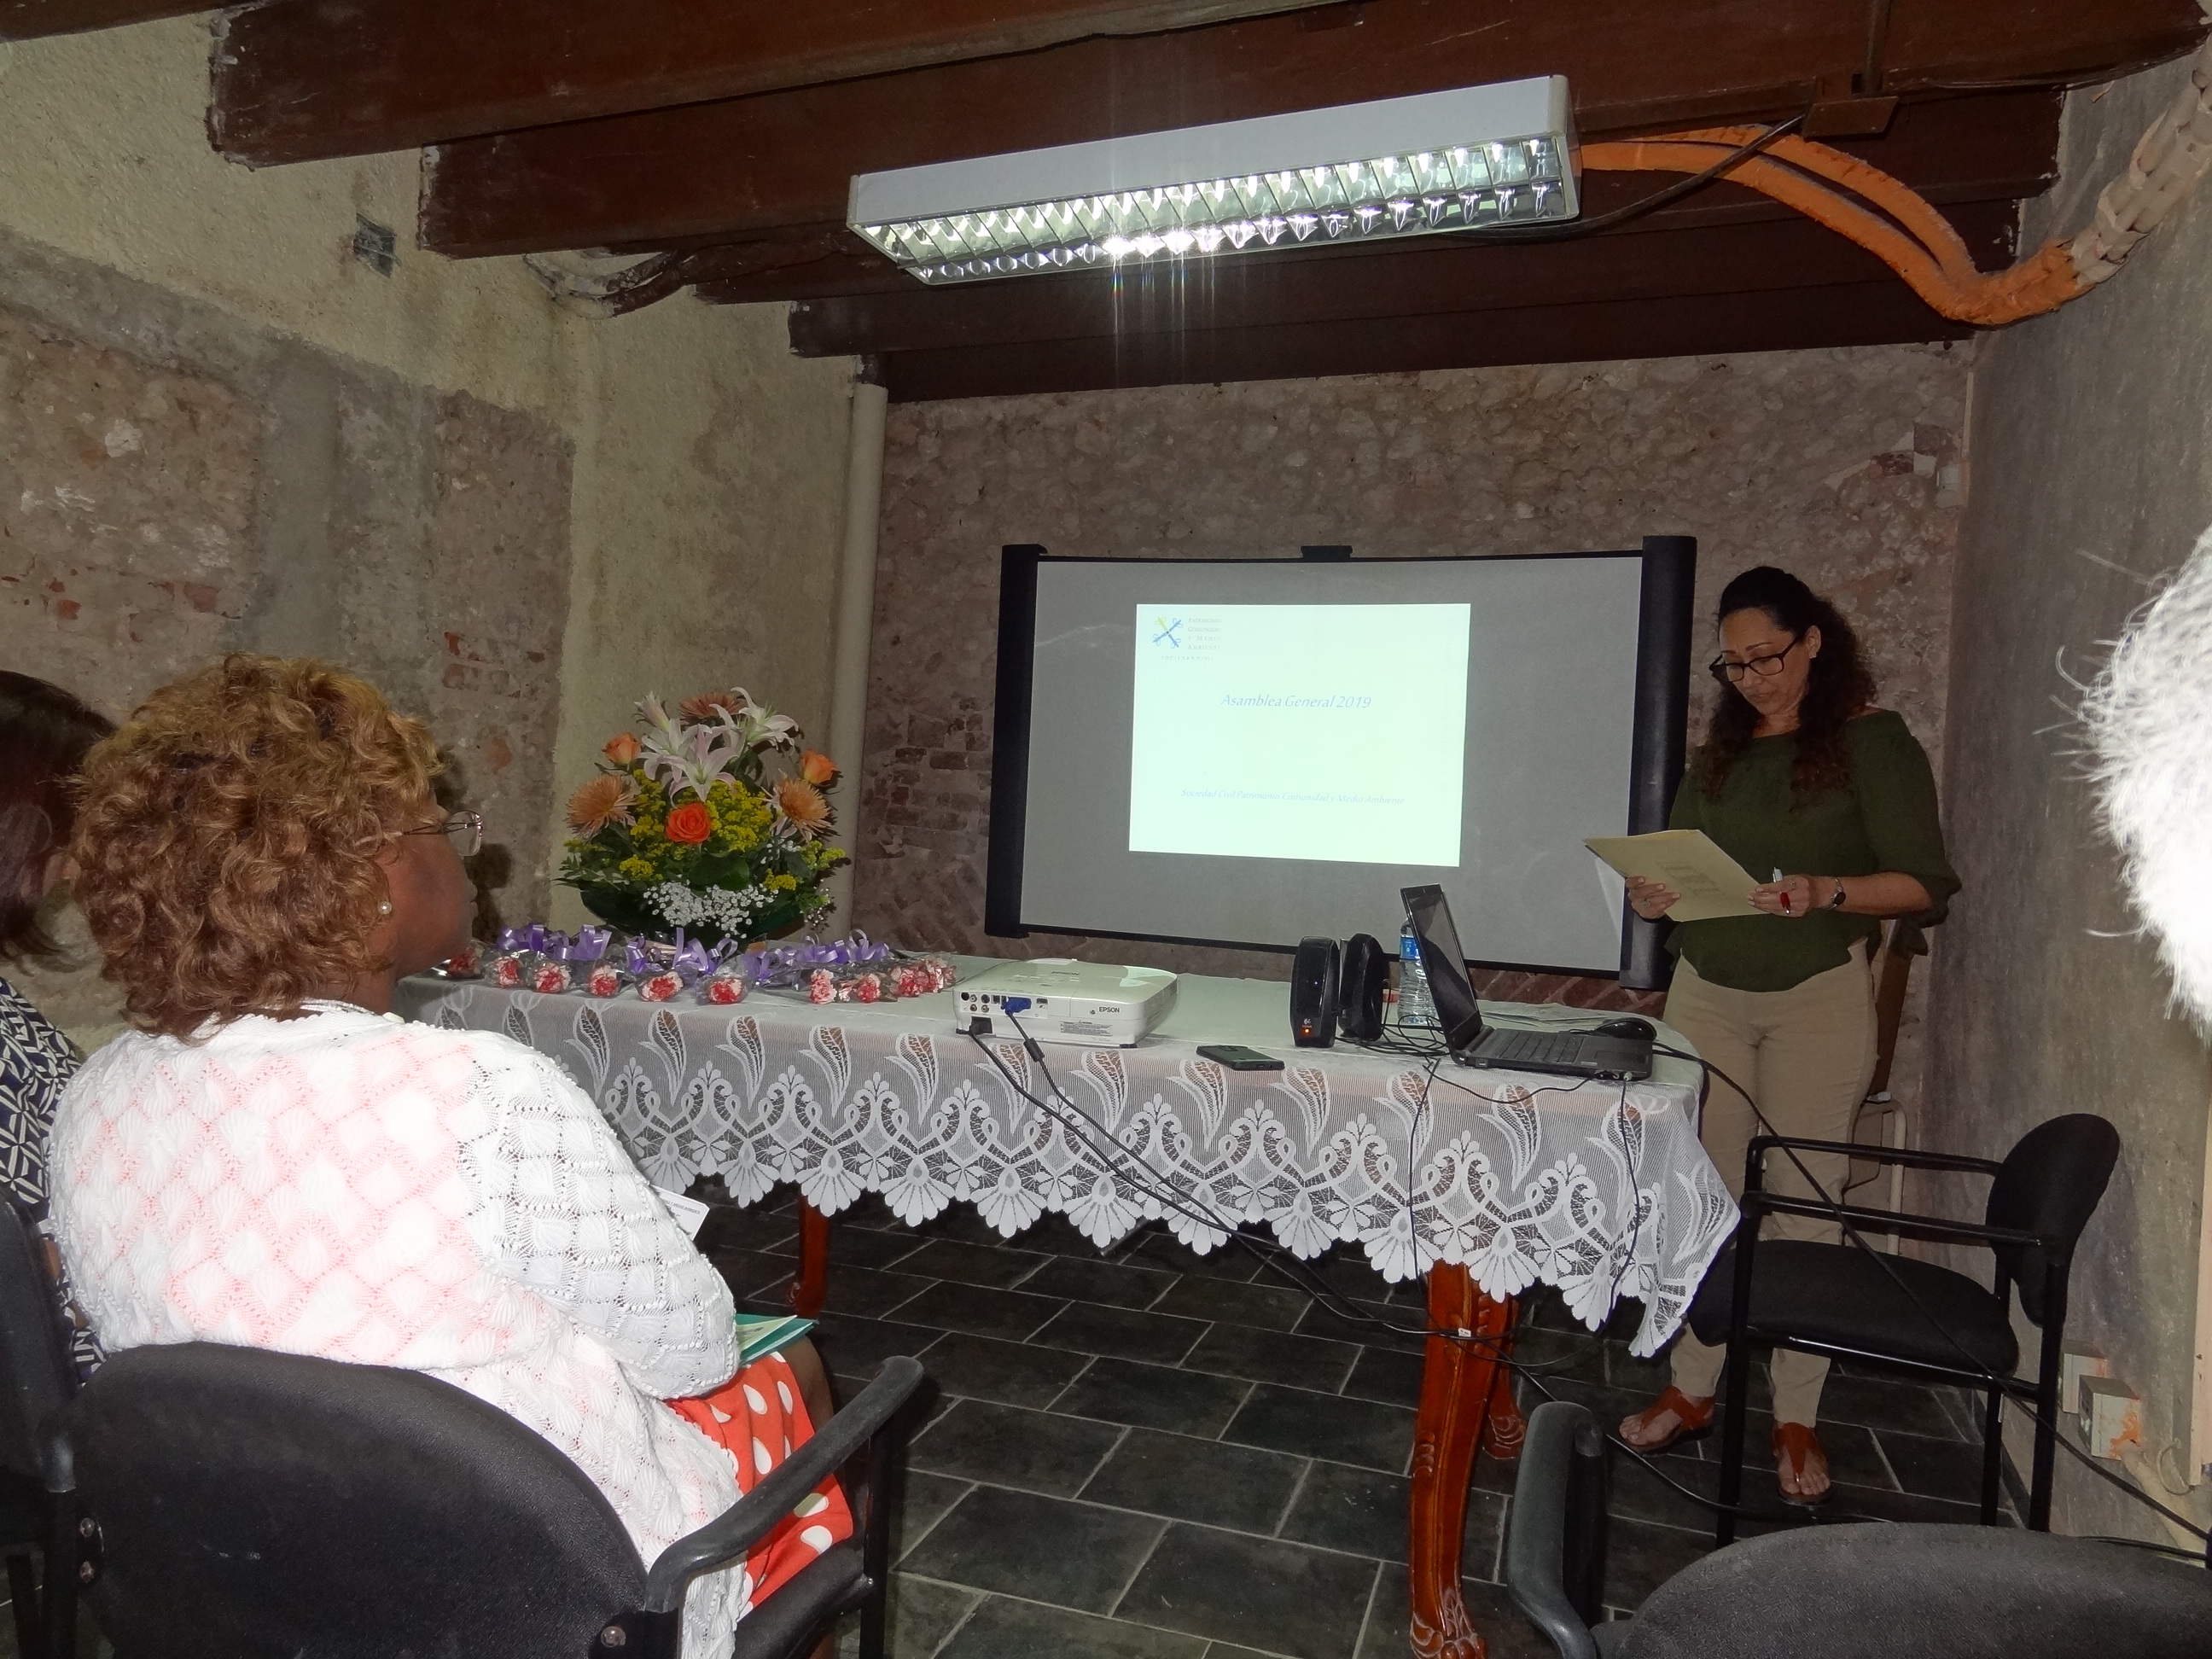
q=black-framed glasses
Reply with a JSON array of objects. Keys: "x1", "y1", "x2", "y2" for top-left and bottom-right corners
[
  {"x1": 405, "y1": 809, "x2": 483, "y2": 858},
  {"x1": 1708, "y1": 634, "x2": 1803, "y2": 685}
]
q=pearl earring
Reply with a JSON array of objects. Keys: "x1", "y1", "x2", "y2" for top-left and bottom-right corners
[{"x1": 378, "y1": 900, "x2": 393, "y2": 916}]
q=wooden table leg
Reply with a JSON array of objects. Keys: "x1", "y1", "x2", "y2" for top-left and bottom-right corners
[
  {"x1": 1407, "y1": 1264, "x2": 1518, "y2": 1659},
  {"x1": 789, "y1": 1197, "x2": 830, "y2": 1317},
  {"x1": 1485, "y1": 1353, "x2": 1528, "y2": 1463}
]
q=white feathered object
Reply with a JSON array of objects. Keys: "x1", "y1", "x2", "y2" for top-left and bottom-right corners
[{"x1": 2083, "y1": 523, "x2": 2212, "y2": 1026}]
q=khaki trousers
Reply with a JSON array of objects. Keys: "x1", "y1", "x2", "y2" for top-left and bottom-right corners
[{"x1": 1664, "y1": 946, "x2": 1877, "y2": 1427}]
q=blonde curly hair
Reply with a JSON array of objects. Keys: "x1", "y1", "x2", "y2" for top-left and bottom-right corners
[{"x1": 71, "y1": 655, "x2": 440, "y2": 1038}]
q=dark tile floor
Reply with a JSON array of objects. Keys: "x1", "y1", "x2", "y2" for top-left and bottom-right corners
[{"x1": 698, "y1": 1186, "x2": 2011, "y2": 1659}]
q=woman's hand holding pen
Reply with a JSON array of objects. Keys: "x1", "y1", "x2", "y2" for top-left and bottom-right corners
[{"x1": 1749, "y1": 874, "x2": 1819, "y2": 917}]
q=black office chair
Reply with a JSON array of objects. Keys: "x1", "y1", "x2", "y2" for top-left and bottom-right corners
[
  {"x1": 1687, "y1": 1113, "x2": 2119, "y2": 1542},
  {"x1": 1503, "y1": 1401, "x2": 1617, "y2": 1658},
  {"x1": 0, "y1": 1202, "x2": 81, "y2": 1659},
  {"x1": 1504, "y1": 1406, "x2": 2212, "y2": 1659},
  {"x1": 44, "y1": 1342, "x2": 924, "y2": 1659}
]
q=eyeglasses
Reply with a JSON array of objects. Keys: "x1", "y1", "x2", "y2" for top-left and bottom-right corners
[
  {"x1": 1708, "y1": 635, "x2": 1803, "y2": 685},
  {"x1": 405, "y1": 809, "x2": 483, "y2": 858}
]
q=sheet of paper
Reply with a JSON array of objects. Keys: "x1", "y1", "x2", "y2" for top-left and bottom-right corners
[
  {"x1": 655, "y1": 1186, "x2": 711, "y2": 1239},
  {"x1": 1584, "y1": 829, "x2": 1765, "y2": 922}
]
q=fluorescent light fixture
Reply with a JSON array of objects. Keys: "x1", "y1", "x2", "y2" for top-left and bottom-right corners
[{"x1": 849, "y1": 77, "x2": 1576, "y2": 286}]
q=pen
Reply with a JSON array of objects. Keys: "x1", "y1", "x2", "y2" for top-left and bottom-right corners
[{"x1": 1773, "y1": 867, "x2": 1790, "y2": 915}]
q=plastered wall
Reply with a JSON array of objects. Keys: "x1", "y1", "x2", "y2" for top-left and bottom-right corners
[
  {"x1": 1929, "y1": 55, "x2": 2212, "y2": 1534},
  {"x1": 0, "y1": 18, "x2": 858, "y2": 1039},
  {"x1": 550, "y1": 301, "x2": 859, "y2": 934},
  {"x1": 860, "y1": 346, "x2": 1969, "y2": 1109}
]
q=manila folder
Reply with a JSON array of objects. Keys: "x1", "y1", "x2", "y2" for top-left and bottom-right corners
[{"x1": 1584, "y1": 830, "x2": 1763, "y2": 922}]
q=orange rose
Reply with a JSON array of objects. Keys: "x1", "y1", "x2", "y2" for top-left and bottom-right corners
[
  {"x1": 602, "y1": 732, "x2": 641, "y2": 765},
  {"x1": 666, "y1": 800, "x2": 713, "y2": 844},
  {"x1": 799, "y1": 749, "x2": 837, "y2": 786}
]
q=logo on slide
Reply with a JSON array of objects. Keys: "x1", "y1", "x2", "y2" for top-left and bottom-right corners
[{"x1": 1150, "y1": 616, "x2": 1184, "y2": 649}]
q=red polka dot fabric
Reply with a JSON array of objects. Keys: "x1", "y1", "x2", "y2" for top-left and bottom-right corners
[{"x1": 670, "y1": 1348, "x2": 854, "y2": 1598}]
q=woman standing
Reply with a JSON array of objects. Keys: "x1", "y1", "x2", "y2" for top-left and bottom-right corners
[
  {"x1": 54, "y1": 656, "x2": 849, "y2": 1659},
  {"x1": 1615, "y1": 567, "x2": 1958, "y2": 1504},
  {"x1": 0, "y1": 672, "x2": 114, "y2": 1377}
]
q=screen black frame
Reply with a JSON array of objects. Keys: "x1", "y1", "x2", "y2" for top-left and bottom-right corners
[{"x1": 984, "y1": 538, "x2": 1696, "y2": 987}]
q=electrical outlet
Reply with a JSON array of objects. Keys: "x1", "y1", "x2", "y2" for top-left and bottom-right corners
[
  {"x1": 2081, "y1": 1375, "x2": 2142, "y2": 1461},
  {"x1": 2061, "y1": 1342, "x2": 2109, "y2": 1417}
]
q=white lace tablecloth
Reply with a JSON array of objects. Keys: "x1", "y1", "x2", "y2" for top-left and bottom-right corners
[{"x1": 395, "y1": 964, "x2": 1732, "y2": 1355}]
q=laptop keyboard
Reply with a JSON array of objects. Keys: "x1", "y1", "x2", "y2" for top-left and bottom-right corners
[{"x1": 1486, "y1": 1030, "x2": 1593, "y2": 1068}]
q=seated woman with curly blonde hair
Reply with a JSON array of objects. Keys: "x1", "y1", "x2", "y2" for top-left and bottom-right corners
[{"x1": 52, "y1": 655, "x2": 849, "y2": 1659}]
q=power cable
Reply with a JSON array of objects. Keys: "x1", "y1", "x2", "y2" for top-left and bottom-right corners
[
  {"x1": 969, "y1": 1004, "x2": 2194, "y2": 1540},
  {"x1": 1647, "y1": 1040, "x2": 2210, "y2": 1551},
  {"x1": 968, "y1": 1019, "x2": 1896, "y2": 1528},
  {"x1": 1359, "y1": 1007, "x2": 2209, "y2": 1540},
  {"x1": 968, "y1": 1018, "x2": 1613, "y2": 1375},
  {"x1": 1476, "y1": 114, "x2": 1808, "y2": 245}
]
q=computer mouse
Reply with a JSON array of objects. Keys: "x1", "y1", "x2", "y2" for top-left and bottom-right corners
[{"x1": 1595, "y1": 1017, "x2": 1656, "y2": 1039}]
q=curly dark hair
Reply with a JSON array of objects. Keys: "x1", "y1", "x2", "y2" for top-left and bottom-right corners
[
  {"x1": 1693, "y1": 566, "x2": 1877, "y2": 800},
  {"x1": 0, "y1": 673, "x2": 116, "y2": 963},
  {"x1": 69, "y1": 655, "x2": 440, "y2": 1039}
]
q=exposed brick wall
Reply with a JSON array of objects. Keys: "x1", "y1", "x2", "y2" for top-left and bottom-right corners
[
  {"x1": 328, "y1": 390, "x2": 573, "y2": 925},
  {"x1": 0, "y1": 305, "x2": 260, "y2": 708},
  {"x1": 0, "y1": 247, "x2": 573, "y2": 1041},
  {"x1": 859, "y1": 344, "x2": 1968, "y2": 1060}
]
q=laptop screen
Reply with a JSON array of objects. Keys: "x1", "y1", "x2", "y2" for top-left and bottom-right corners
[{"x1": 1401, "y1": 884, "x2": 1485, "y2": 1053}]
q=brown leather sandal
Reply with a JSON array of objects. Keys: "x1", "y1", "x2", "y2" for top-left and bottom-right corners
[
  {"x1": 1773, "y1": 1422, "x2": 1831, "y2": 1505},
  {"x1": 1617, "y1": 1386, "x2": 1716, "y2": 1452}
]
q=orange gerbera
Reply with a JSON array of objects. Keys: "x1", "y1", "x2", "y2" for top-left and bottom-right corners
[
  {"x1": 680, "y1": 690, "x2": 742, "y2": 720},
  {"x1": 799, "y1": 749, "x2": 837, "y2": 786},
  {"x1": 567, "y1": 773, "x2": 637, "y2": 836},
  {"x1": 774, "y1": 777, "x2": 831, "y2": 839},
  {"x1": 602, "y1": 732, "x2": 640, "y2": 765}
]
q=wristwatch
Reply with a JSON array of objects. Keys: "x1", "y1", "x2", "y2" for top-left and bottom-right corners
[{"x1": 1825, "y1": 877, "x2": 1848, "y2": 911}]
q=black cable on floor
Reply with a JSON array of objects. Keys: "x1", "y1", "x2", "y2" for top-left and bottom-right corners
[{"x1": 1648, "y1": 1041, "x2": 2211, "y2": 1552}]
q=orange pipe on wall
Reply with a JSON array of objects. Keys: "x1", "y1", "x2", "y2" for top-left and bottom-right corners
[{"x1": 1580, "y1": 129, "x2": 2088, "y2": 328}]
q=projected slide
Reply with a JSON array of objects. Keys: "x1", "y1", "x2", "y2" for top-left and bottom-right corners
[{"x1": 1128, "y1": 602, "x2": 1470, "y2": 865}]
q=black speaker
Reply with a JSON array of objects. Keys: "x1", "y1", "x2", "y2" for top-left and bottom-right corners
[
  {"x1": 1290, "y1": 936, "x2": 1341, "y2": 1048},
  {"x1": 1337, "y1": 933, "x2": 1388, "y2": 1042}
]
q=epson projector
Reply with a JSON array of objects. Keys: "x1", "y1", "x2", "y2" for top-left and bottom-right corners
[{"x1": 954, "y1": 959, "x2": 1178, "y2": 1047}]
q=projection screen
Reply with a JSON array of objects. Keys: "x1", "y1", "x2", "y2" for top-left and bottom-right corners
[{"x1": 986, "y1": 540, "x2": 1693, "y2": 982}]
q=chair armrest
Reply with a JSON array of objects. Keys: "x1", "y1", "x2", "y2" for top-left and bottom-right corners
[
  {"x1": 1741, "y1": 1191, "x2": 2048, "y2": 1250},
  {"x1": 37, "y1": 1406, "x2": 73, "y2": 1497},
  {"x1": 1503, "y1": 1401, "x2": 1604, "y2": 1659},
  {"x1": 641, "y1": 1355, "x2": 925, "y2": 1615},
  {"x1": 1748, "y1": 1134, "x2": 2002, "y2": 1178}
]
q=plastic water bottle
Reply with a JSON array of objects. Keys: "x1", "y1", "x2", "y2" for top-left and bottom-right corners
[{"x1": 1398, "y1": 922, "x2": 1440, "y2": 1028}]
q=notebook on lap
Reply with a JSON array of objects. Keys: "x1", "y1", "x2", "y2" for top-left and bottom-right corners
[{"x1": 1401, "y1": 884, "x2": 1653, "y2": 1081}]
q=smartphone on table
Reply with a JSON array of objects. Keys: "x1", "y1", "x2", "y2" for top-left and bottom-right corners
[{"x1": 1196, "y1": 1044, "x2": 1285, "y2": 1072}]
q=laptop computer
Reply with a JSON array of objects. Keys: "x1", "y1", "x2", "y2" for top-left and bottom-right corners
[{"x1": 1401, "y1": 884, "x2": 1654, "y2": 1080}]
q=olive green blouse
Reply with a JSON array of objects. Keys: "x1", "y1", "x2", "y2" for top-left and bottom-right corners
[{"x1": 1667, "y1": 710, "x2": 1959, "y2": 993}]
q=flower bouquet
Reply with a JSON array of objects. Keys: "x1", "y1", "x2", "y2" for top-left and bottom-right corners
[{"x1": 558, "y1": 689, "x2": 847, "y2": 950}]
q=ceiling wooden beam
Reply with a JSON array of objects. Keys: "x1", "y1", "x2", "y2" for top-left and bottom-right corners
[
  {"x1": 876, "y1": 278, "x2": 1974, "y2": 402},
  {"x1": 651, "y1": 90, "x2": 2062, "y2": 307},
  {"x1": 210, "y1": 0, "x2": 1353, "y2": 167},
  {"x1": 0, "y1": 0, "x2": 203, "y2": 38},
  {"x1": 418, "y1": 0, "x2": 2186, "y2": 259},
  {"x1": 787, "y1": 200, "x2": 2020, "y2": 358}
]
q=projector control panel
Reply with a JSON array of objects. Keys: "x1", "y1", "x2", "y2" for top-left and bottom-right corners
[{"x1": 955, "y1": 960, "x2": 1177, "y2": 1049}]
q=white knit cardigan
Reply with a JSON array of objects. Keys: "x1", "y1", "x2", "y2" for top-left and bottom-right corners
[{"x1": 51, "y1": 1005, "x2": 751, "y2": 1657}]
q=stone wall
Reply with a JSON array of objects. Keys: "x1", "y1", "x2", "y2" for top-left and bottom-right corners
[
  {"x1": 0, "y1": 16, "x2": 861, "y2": 1044},
  {"x1": 0, "y1": 232, "x2": 573, "y2": 1039},
  {"x1": 1929, "y1": 56, "x2": 2212, "y2": 1535},
  {"x1": 859, "y1": 345, "x2": 1970, "y2": 1096}
]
